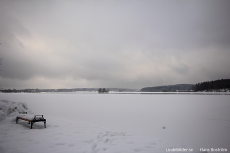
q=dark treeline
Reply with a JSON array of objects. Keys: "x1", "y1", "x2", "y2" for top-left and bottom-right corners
[
  {"x1": 0, "y1": 88, "x2": 137, "y2": 93},
  {"x1": 141, "y1": 84, "x2": 194, "y2": 92},
  {"x1": 0, "y1": 88, "x2": 112, "y2": 93},
  {"x1": 98, "y1": 88, "x2": 109, "y2": 93},
  {"x1": 0, "y1": 88, "x2": 98, "y2": 93},
  {"x1": 192, "y1": 79, "x2": 230, "y2": 91},
  {"x1": 0, "y1": 89, "x2": 54, "y2": 93}
]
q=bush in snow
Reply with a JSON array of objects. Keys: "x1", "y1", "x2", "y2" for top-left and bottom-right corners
[
  {"x1": 0, "y1": 110, "x2": 7, "y2": 121},
  {"x1": 0, "y1": 100, "x2": 29, "y2": 120}
]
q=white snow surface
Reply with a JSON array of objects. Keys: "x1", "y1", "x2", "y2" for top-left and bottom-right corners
[
  {"x1": 17, "y1": 114, "x2": 44, "y2": 120},
  {"x1": 0, "y1": 93, "x2": 229, "y2": 153}
]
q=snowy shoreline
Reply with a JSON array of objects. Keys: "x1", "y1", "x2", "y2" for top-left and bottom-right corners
[{"x1": 1, "y1": 91, "x2": 230, "y2": 95}]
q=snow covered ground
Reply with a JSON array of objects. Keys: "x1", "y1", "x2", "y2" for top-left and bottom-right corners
[{"x1": 0, "y1": 93, "x2": 230, "y2": 153}]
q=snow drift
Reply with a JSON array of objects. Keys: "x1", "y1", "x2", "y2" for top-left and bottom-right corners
[{"x1": 0, "y1": 100, "x2": 31, "y2": 121}]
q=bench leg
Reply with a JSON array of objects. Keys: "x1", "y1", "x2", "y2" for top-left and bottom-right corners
[
  {"x1": 31, "y1": 122, "x2": 34, "y2": 129},
  {"x1": 44, "y1": 121, "x2": 46, "y2": 128}
]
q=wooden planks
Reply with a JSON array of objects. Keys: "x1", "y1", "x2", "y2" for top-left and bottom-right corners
[{"x1": 17, "y1": 117, "x2": 31, "y2": 122}]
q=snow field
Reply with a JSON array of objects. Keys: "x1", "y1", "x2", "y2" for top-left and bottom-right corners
[{"x1": 0, "y1": 93, "x2": 230, "y2": 153}]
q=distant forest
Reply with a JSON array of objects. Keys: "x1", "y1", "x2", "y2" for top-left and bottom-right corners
[
  {"x1": 141, "y1": 79, "x2": 230, "y2": 92},
  {"x1": 192, "y1": 79, "x2": 230, "y2": 91},
  {"x1": 141, "y1": 84, "x2": 193, "y2": 92},
  {"x1": 0, "y1": 88, "x2": 137, "y2": 93}
]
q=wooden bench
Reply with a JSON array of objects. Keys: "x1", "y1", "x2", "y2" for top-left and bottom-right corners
[{"x1": 16, "y1": 112, "x2": 46, "y2": 129}]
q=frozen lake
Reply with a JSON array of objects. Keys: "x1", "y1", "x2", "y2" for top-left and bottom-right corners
[{"x1": 0, "y1": 93, "x2": 230, "y2": 153}]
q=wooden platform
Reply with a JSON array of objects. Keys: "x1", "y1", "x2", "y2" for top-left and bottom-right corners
[{"x1": 16, "y1": 112, "x2": 46, "y2": 129}]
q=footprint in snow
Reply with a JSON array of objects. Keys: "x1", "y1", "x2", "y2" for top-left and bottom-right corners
[
  {"x1": 26, "y1": 139, "x2": 33, "y2": 141},
  {"x1": 55, "y1": 143, "x2": 65, "y2": 146},
  {"x1": 104, "y1": 138, "x2": 109, "y2": 143},
  {"x1": 126, "y1": 141, "x2": 135, "y2": 144},
  {"x1": 92, "y1": 143, "x2": 97, "y2": 151},
  {"x1": 134, "y1": 148, "x2": 143, "y2": 152},
  {"x1": 68, "y1": 144, "x2": 75, "y2": 147},
  {"x1": 83, "y1": 139, "x2": 94, "y2": 144},
  {"x1": 145, "y1": 142, "x2": 158, "y2": 149}
]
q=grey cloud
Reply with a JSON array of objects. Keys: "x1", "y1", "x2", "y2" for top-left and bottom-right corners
[
  {"x1": 0, "y1": 0, "x2": 230, "y2": 89},
  {"x1": 172, "y1": 63, "x2": 189, "y2": 75}
]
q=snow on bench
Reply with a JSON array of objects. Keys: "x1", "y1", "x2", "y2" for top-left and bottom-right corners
[{"x1": 16, "y1": 112, "x2": 46, "y2": 129}]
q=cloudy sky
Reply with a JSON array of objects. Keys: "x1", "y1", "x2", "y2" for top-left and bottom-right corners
[{"x1": 0, "y1": 0, "x2": 230, "y2": 89}]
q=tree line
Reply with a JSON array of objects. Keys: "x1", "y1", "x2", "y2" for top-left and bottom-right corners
[
  {"x1": 141, "y1": 84, "x2": 193, "y2": 92},
  {"x1": 192, "y1": 79, "x2": 230, "y2": 91},
  {"x1": 98, "y1": 88, "x2": 109, "y2": 93}
]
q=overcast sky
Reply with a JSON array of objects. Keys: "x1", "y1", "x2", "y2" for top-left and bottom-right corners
[{"x1": 0, "y1": 0, "x2": 230, "y2": 89}]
